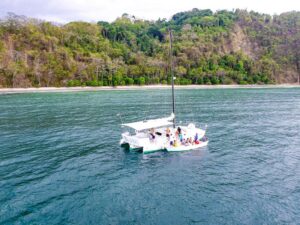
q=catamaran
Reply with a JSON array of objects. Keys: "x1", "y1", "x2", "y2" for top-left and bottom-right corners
[{"x1": 120, "y1": 29, "x2": 208, "y2": 153}]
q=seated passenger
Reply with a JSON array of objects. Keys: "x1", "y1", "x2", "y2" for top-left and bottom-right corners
[
  {"x1": 166, "y1": 127, "x2": 171, "y2": 137},
  {"x1": 149, "y1": 128, "x2": 155, "y2": 140},
  {"x1": 194, "y1": 133, "x2": 199, "y2": 142},
  {"x1": 200, "y1": 136, "x2": 207, "y2": 142},
  {"x1": 183, "y1": 139, "x2": 189, "y2": 146},
  {"x1": 174, "y1": 140, "x2": 179, "y2": 147},
  {"x1": 169, "y1": 134, "x2": 174, "y2": 146}
]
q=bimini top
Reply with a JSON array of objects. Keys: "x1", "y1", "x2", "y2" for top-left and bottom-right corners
[{"x1": 122, "y1": 113, "x2": 175, "y2": 131}]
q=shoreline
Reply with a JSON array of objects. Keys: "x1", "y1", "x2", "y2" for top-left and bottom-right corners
[{"x1": 0, "y1": 84, "x2": 299, "y2": 94}]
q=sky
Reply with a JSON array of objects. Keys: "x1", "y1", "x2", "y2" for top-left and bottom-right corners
[{"x1": 0, "y1": 0, "x2": 299, "y2": 23}]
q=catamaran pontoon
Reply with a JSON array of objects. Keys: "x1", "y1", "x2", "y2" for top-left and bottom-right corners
[{"x1": 120, "y1": 29, "x2": 208, "y2": 153}]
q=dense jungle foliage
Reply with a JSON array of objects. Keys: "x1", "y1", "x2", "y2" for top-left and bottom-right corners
[{"x1": 0, "y1": 9, "x2": 299, "y2": 87}]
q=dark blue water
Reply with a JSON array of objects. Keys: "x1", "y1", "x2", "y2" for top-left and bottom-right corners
[{"x1": 1, "y1": 88, "x2": 300, "y2": 224}]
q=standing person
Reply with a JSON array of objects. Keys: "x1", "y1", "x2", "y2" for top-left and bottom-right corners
[
  {"x1": 177, "y1": 127, "x2": 183, "y2": 143},
  {"x1": 177, "y1": 127, "x2": 182, "y2": 134}
]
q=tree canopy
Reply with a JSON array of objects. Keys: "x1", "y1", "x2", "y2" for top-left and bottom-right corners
[{"x1": 0, "y1": 9, "x2": 299, "y2": 87}]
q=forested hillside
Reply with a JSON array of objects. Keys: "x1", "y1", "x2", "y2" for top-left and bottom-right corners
[{"x1": 0, "y1": 9, "x2": 299, "y2": 87}]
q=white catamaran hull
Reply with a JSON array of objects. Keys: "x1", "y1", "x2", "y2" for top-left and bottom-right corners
[
  {"x1": 121, "y1": 132, "x2": 166, "y2": 153},
  {"x1": 120, "y1": 126, "x2": 207, "y2": 153},
  {"x1": 166, "y1": 141, "x2": 208, "y2": 152}
]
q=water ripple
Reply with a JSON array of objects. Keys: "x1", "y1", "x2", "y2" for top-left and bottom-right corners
[{"x1": 0, "y1": 88, "x2": 300, "y2": 224}]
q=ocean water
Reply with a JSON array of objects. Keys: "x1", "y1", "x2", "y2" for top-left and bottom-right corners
[{"x1": 0, "y1": 88, "x2": 300, "y2": 225}]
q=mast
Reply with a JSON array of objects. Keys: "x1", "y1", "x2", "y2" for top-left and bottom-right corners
[{"x1": 169, "y1": 28, "x2": 175, "y2": 128}]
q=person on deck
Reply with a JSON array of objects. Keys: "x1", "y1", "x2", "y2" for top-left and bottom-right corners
[
  {"x1": 194, "y1": 133, "x2": 200, "y2": 144},
  {"x1": 169, "y1": 133, "x2": 175, "y2": 146},
  {"x1": 166, "y1": 127, "x2": 171, "y2": 138},
  {"x1": 176, "y1": 127, "x2": 183, "y2": 143},
  {"x1": 149, "y1": 128, "x2": 155, "y2": 141}
]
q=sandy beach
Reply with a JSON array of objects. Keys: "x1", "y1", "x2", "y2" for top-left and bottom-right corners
[{"x1": 0, "y1": 84, "x2": 299, "y2": 94}]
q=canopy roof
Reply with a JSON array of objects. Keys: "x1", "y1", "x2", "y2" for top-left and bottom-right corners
[{"x1": 122, "y1": 113, "x2": 175, "y2": 131}]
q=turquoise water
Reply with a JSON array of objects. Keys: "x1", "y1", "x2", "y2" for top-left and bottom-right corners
[{"x1": 0, "y1": 88, "x2": 300, "y2": 224}]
